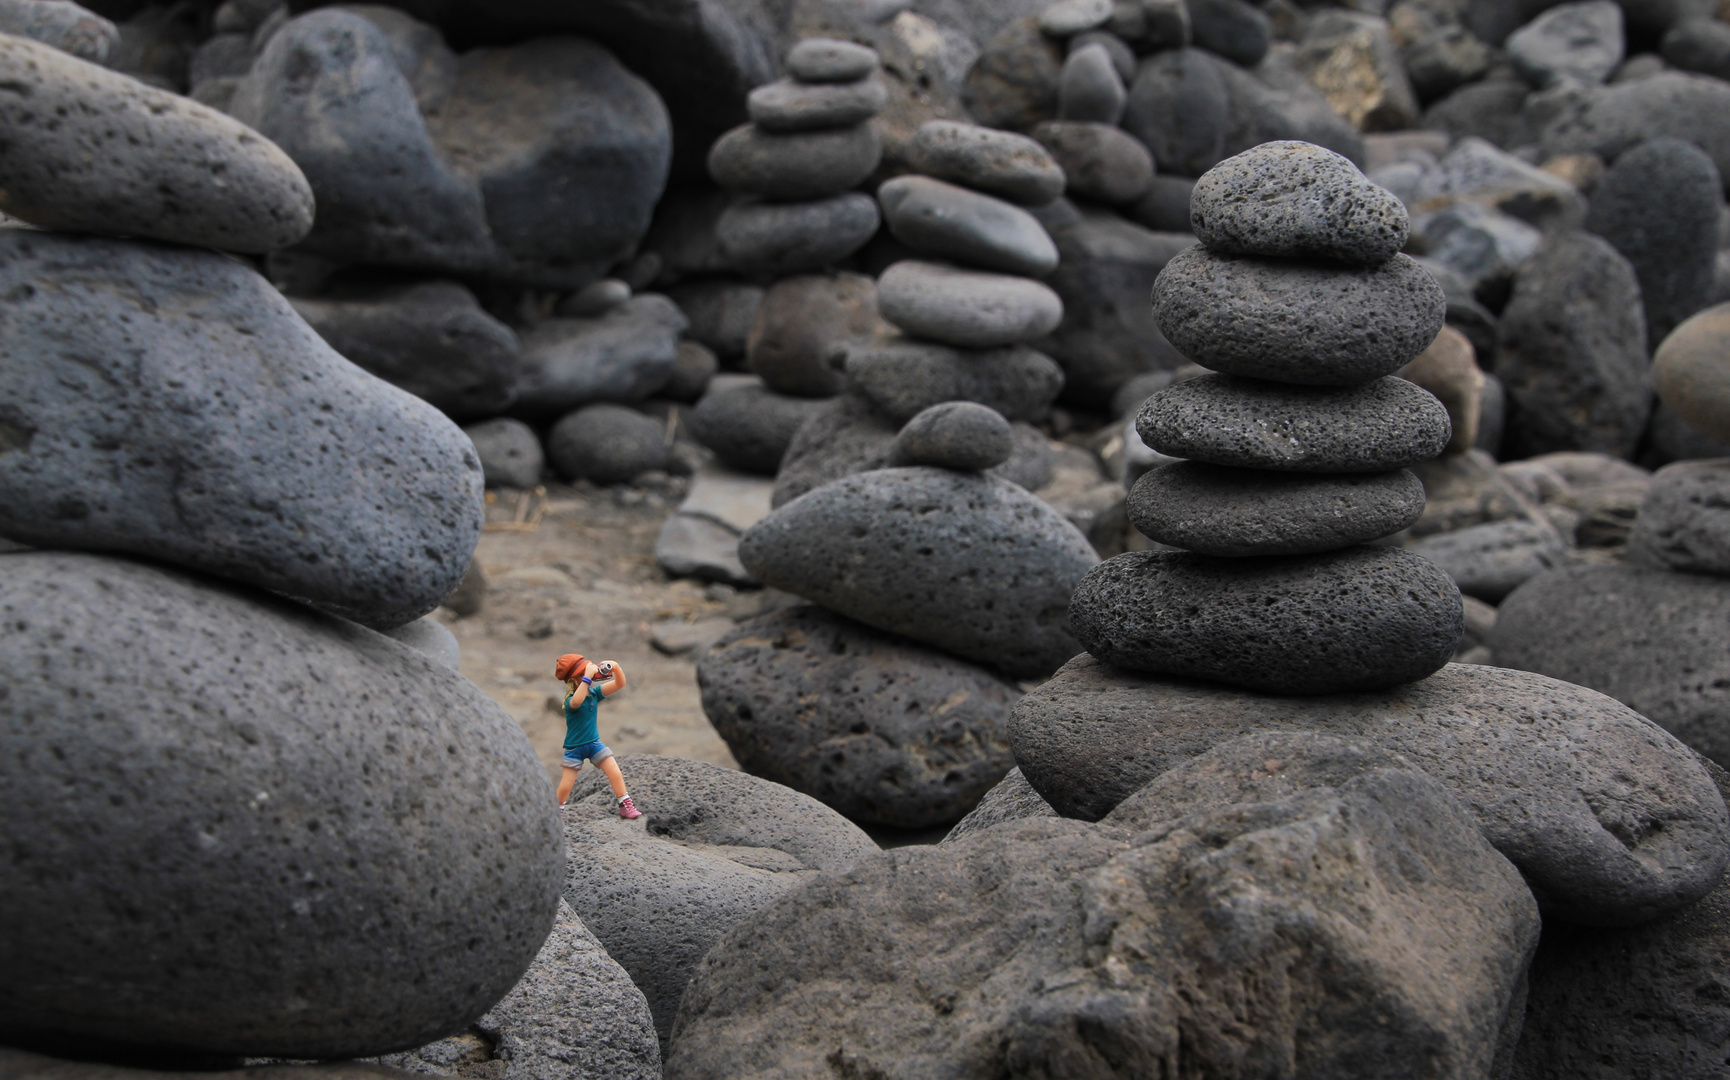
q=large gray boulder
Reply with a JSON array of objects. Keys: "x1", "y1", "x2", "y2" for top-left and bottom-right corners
[
  {"x1": 1492, "y1": 562, "x2": 1730, "y2": 771},
  {"x1": 512, "y1": 295, "x2": 688, "y2": 417},
  {"x1": 0, "y1": 230, "x2": 484, "y2": 629},
  {"x1": 0, "y1": 33, "x2": 312, "y2": 252},
  {"x1": 378, "y1": 900, "x2": 660, "y2": 1080},
  {"x1": 561, "y1": 755, "x2": 876, "y2": 1052},
  {"x1": 292, "y1": 280, "x2": 519, "y2": 420},
  {"x1": 697, "y1": 606, "x2": 1021, "y2": 828},
  {"x1": 1009, "y1": 654, "x2": 1730, "y2": 926},
  {"x1": 666, "y1": 768, "x2": 1536, "y2": 1078},
  {"x1": 0, "y1": 552, "x2": 563, "y2": 1058},
  {"x1": 740, "y1": 467, "x2": 1101, "y2": 678},
  {"x1": 1535, "y1": 71, "x2": 1730, "y2": 196}
]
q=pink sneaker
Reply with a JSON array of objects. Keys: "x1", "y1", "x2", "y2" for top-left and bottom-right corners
[{"x1": 617, "y1": 796, "x2": 642, "y2": 820}]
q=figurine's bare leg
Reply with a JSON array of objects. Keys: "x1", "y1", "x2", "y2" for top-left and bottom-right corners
[
  {"x1": 597, "y1": 756, "x2": 629, "y2": 800},
  {"x1": 556, "y1": 764, "x2": 581, "y2": 805}
]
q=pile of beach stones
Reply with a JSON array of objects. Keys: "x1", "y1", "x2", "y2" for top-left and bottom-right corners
[{"x1": 0, "y1": 27, "x2": 661, "y2": 1080}]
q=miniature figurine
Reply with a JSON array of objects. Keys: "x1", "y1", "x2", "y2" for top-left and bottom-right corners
[{"x1": 553, "y1": 652, "x2": 641, "y2": 819}]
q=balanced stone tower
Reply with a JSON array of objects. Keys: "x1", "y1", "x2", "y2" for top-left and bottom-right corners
[{"x1": 1070, "y1": 141, "x2": 1463, "y2": 695}]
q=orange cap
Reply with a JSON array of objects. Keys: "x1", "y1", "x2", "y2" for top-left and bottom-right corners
[{"x1": 554, "y1": 653, "x2": 587, "y2": 681}]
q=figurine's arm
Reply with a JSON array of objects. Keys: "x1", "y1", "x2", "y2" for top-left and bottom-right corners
[
  {"x1": 598, "y1": 661, "x2": 627, "y2": 696},
  {"x1": 567, "y1": 665, "x2": 598, "y2": 706}
]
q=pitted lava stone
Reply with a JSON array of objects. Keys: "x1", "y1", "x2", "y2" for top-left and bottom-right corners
[
  {"x1": 1069, "y1": 546, "x2": 1463, "y2": 694},
  {"x1": 1152, "y1": 246, "x2": 1446, "y2": 385},
  {"x1": 1128, "y1": 462, "x2": 1425, "y2": 556},
  {"x1": 892, "y1": 401, "x2": 1014, "y2": 472},
  {"x1": 1188, "y1": 140, "x2": 1409, "y2": 266},
  {"x1": 1138, "y1": 373, "x2": 1452, "y2": 472}
]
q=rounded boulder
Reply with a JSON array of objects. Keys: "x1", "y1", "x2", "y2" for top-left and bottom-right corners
[
  {"x1": 546, "y1": 404, "x2": 668, "y2": 485},
  {"x1": 891, "y1": 401, "x2": 1015, "y2": 472},
  {"x1": 877, "y1": 259, "x2": 1064, "y2": 348}
]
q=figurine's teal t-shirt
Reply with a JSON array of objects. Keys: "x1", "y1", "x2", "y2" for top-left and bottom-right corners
[{"x1": 563, "y1": 687, "x2": 604, "y2": 749}]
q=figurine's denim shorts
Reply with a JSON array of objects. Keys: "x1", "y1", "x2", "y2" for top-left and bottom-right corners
[{"x1": 562, "y1": 741, "x2": 613, "y2": 768}]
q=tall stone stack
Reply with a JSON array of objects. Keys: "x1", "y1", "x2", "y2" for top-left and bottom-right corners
[
  {"x1": 1069, "y1": 140, "x2": 1465, "y2": 695},
  {"x1": 0, "y1": 32, "x2": 568, "y2": 1065}
]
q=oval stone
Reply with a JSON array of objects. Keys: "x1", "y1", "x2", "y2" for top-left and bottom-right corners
[
  {"x1": 716, "y1": 192, "x2": 881, "y2": 276},
  {"x1": 707, "y1": 122, "x2": 882, "y2": 200},
  {"x1": 0, "y1": 552, "x2": 563, "y2": 1057},
  {"x1": 786, "y1": 38, "x2": 879, "y2": 83},
  {"x1": 1189, "y1": 140, "x2": 1409, "y2": 265},
  {"x1": 878, "y1": 175, "x2": 1059, "y2": 277},
  {"x1": 1138, "y1": 373, "x2": 1452, "y2": 472},
  {"x1": 1152, "y1": 246, "x2": 1447, "y2": 384},
  {"x1": 904, "y1": 119, "x2": 1067, "y2": 206},
  {"x1": 0, "y1": 34, "x2": 313, "y2": 252},
  {"x1": 877, "y1": 260, "x2": 1064, "y2": 348},
  {"x1": 1008, "y1": 654, "x2": 1730, "y2": 926},
  {"x1": 1069, "y1": 546, "x2": 1464, "y2": 694},
  {"x1": 747, "y1": 76, "x2": 887, "y2": 132},
  {"x1": 1128, "y1": 462, "x2": 1425, "y2": 555},
  {"x1": 842, "y1": 335, "x2": 1066, "y2": 424},
  {"x1": 892, "y1": 401, "x2": 1014, "y2": 471},
  {"x1": 1653, "y1": 301, "x2": 1730, "y2": 444}
]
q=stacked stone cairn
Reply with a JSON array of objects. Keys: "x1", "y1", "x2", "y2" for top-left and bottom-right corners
[
  {"x1": 687, "y1": 39, "x2": 887, "y2": 478},
  {"x1": 0, "y1": 29, "x2": 657, "y2": 1079},
  {"x1": 1029, "y1": 0, "x2": 1158, "y2": 210},
  {"x1": 771, "y1": 119, "x2": 1072, "y2": 507}
]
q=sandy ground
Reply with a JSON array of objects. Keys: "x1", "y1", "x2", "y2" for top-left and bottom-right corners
[{"x1": 438, "y1": 481, "x2": 741, "y2": 785}]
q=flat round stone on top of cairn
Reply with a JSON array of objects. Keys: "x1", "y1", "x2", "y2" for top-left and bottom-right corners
[{"x1": 1069, "y1": 140, "x2": 1463, "y2": 695}]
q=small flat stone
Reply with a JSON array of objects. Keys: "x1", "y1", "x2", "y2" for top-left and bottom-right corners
[
  {"x1": 1009, "y1": 653, "x2": 1730, "y2": 925},
  {"x1": 1188, "y1": 140, "x2": 1409, "y2": 265},
  {"x1": 1128, "y1": 462, "x2": 1425, "y2": 556},
  {"x1": 1629, "y1": 459, "x2": 1730, "y2": 575},
  {"x1": 841, "y1": 335, "x2": 1065, "y2": 424},
  {"x1": 655, "y1": 513, "x2": 753, "y2": 586},
  {"x1": 1407, "y1": 518, "x2": 1568, "y2": 603},
  {"x1": 716, "y1": 192, "x2": 880, "y2": 276},
  {"x1": 878, "y1": 175, "x2": 1059, "y2": 277},
  {"x1": 904, "y1": 119, "x2": 1067, "y2": 206},
  {"x1": 891, "y1": 401, "x2": 1014, "y2": 471},
  {"x1": 1031, "y1": 120, "x2": 1155, "y2": 205},
  {"x1": 651, "y1": 615, "x2": 736, "y2": 656},
  {"x1": 1038, "y1": 0, "x2": 1112, "y2": 37},
  {"x1": 785, "y1": 38, "x2": 879, "y2": 83},
  {"x1": 1069, "y1": 546, "x2": 1464, "y2": 694},
  {"x1": 513, "y1": 295, "x2": 687, "y2": 417},
  {"x1": 560, "y1": 277, "x2": 631, "y2": 317},
  {"x1": 1138, "y1": 373, "x2": 1453, "y2": 472},
  {"x1": 0, "y1": 34, "x2": 313, "y2": 252},
  {"x1": 877, "y1": 259, "x2": 1064, "y2": 348},
  {"x1": 747, "y1": 76, "x2": 887, "y2": 132},
  {"x1": 1152, "y1": 246, "x2": 1447, "y2": 385},
  {"x1": 1654, "y1": 302, "x2": 1730, "y2": 444},
  {"x1": 707, "y1": 122, "x2": 881, "y2": 200}
]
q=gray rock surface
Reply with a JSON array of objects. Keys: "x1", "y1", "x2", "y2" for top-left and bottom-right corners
[
  {"x1": 768, "y1": 393, "x2": 900, "y2": 506},
  {"x1": 1408, "y1": 518, "x2": 1569, "y2": 603},
  {"x1": 785, "y1": 38, "x2": 879, "y2": 83},
  {"x1": 891, "y1": 401, "x2": 1014, "y2": 472},
  {"x1": 877, "y1": 259, "x2": 1064, "y2": 348},
  {"x1": 0, "y1": 552, "x2": 562, "y2": 1057},
  {"x1": 877, "y1": 175, "x2": 1059, "y2": 277},
  {"x1": 562, "y1": 755, "x2": 876, "y2": 1050},
  {"x1": 1512, "y1": 756, "x2": 1730, "y2": 1080},
  {"x1": 665, "y1": 278, "x2": 762, "y2": 361},
  {"x1": 0, "y1": 1053, "x2": 418, "y2": 1080},
  {"x1": 746, "y1": 271, "x2": 881, "y2": 398},
  {"x1": 1187, "y1": 0, "x2": 1272, "y2": 67},
  {"x1": 1188, "y1": 140, "x2": 1409, "y2": 265},
  {"x1": 707, "y1": 122, "x2": 882, "y2": 201},
  {"x1": 687, "y1": 381, "x2": 828, "y2": 475},
  {"x1": 545, "y1": 404, "x2": 668, "y2": 485},
  {"x1": 1585, "y1": 136, "x2": 1722, "y2": 349},
  {"x1": 1129, "y1": 462, "x2": 1425, "y2": 556},
  {"x1": 938, "y1": 766, "x2": 1057, "y2": 845},
  {"x1": 1654, "y1": 301, "x2": 1730, "y2": 445},
  {"x1": 0, "y1": 231, "x2": 482, "y2": 630},
  {"x1": 381, "y1": 614, "x2": 461, "y2": 670},
  {"x1": 1534, "y1": 72, "x2": 1730, "y2": 196},
  {"x1": 1139, "y1": 373, "x2": 1453, "y2": 472},
  {"x1": 1071, "y1": 546, "x2": 1464, "y2": 694},
  {"x1": 715, "y1": 192, "x2": 881, "y2": 276},
  {"x1": 292, "y1": 281, "x2": 519, "y2": 420},
  {"x1": 662, "y1": 340, "x2": 718, "y2": 403},
  {"x1": 739, "y1": 467, "x2": 1100, "y2": 678},
  {"x1": 513, "y1": 295, "x2": 687, "y2": 417},
  {"x1": 1496, "y1": 230, "x2": 1653, "y2": 459},
  {"x1": 1010, "y1": 653, "x2": 1730, "y2": 924},
  {"x1": 746, "y1": 76, "x2": 887, "y2": 132},
  {"x1": 1029, "y1": 119, "x2": 1155, "y2": 205},
  {"x1": 961, "y1": 16, "x2": 1065, "y2": 135},
  {"x1": 667, "y1": 777, "x2": 1536, "y2": 1077},
  {"x1": 0, "y1": 33, "x2": 312, "y2": 252},
  {"x1": 1128, "y1": 174, "x2": 1197, "y2": 232},
  {"x1": 1152, "y1": 247, "x2": 1447, "y2": 384},
  {"x1": 1506, "y1": 0, "x2": 1625, "y2": 87},
  {"x1": 1493, "y1": 562, "x2": 1730, "y2": 770},
  {"x1": 0, "y1": 0, "x2": 117, "y2": 63},
  {"x1": 464, "y1": 418, "x2": 545, "y2": 490},
  {"x1": 697, "y1": 606, "x2": 1022, "y2": 828},
  {"x1": 654, "y1": 513, "x2": 753, "y2": 587},
  {"x1": 378, "y1": 900, "x2": 660, "y2": 1080},
  {"x1": 902, "y1": 119, "x2": 1067, "y2": 206},
  {"x1": 1629, "y1": 459, "x2": 1730, "y2": 575},
  {"x1": 1661, "y1": 15, "x2": 1730, "y2": 81},
  {"x1": 842, "y1": 336, "x2": 1065, "y2": 423},
  {"x1": 1057, "y1": 42, "x2": 1125, "y2": 124}
]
